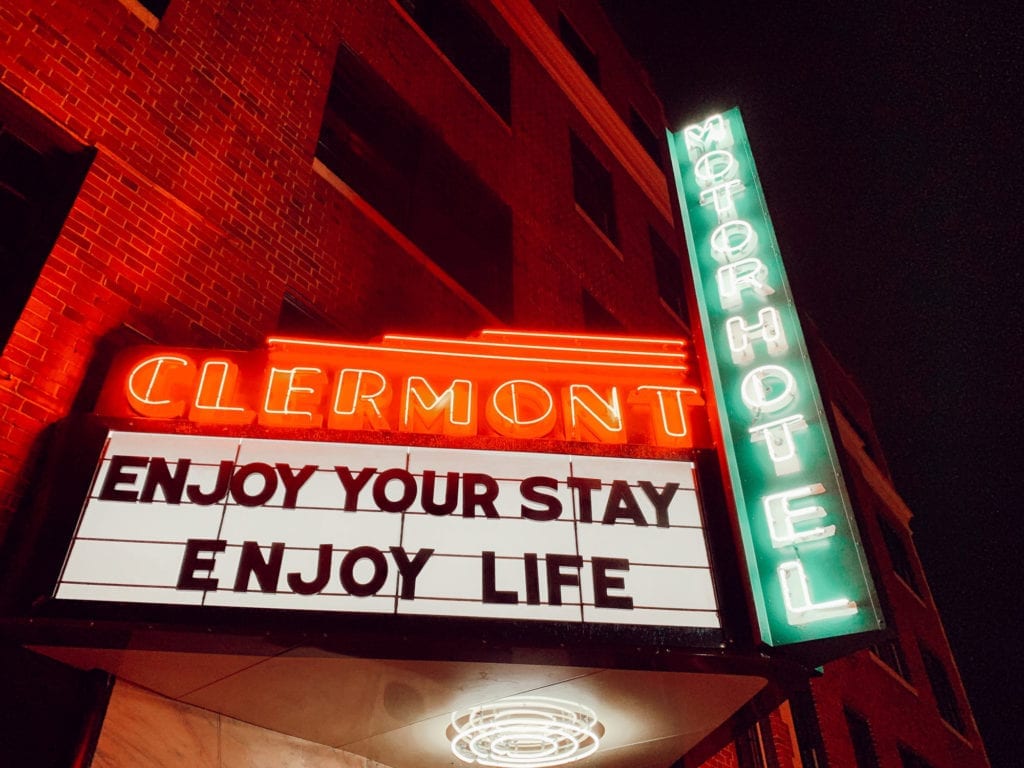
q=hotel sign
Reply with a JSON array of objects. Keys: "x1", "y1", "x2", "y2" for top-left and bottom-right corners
[
  {"x1": 669, "y1": 109, "x2": 883, "y2": 646},
  {"x1": 56, "y1": 332, "x2": 721, "y2": 631}
]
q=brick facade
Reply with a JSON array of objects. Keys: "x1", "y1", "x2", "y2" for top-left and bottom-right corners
[{"x1": 0, "y1": 1, "x2": 988, "y2": 766}]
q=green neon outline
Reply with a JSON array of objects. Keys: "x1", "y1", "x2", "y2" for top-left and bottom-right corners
[{"x1": 669, "y1": 108, "x2": 883, "y2": 646}]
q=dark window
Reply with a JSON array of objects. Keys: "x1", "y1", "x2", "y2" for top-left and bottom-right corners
[
  {"x1": 398, "y1": 0, "x2": 511, "y2": 121},
  {"x1": 1, "y1": 88, "x2": 95, "y2": 353},
  {"x1": 736, "y1": 717, "x2": 777, "y2": 768},
  {"x1": 558, "y1": 13, "x2": 599, "y2": 86},
  {"x1": 277, "y1": 292, "x2": 339, "y2": 338},
  {"x1": 139, "y1": 0, "x2": 171, "y2": 17},
  {"x1": 844, "y1": 708, "x2": 880, "y2": 768},
  {"x1": 630, "y1": 107, "x2": 662, "y2": 163},
  {"x1": 833, "y1": 399, "x2": 880, "y2": 464},
  {"x1": 124, "y1": 0, "x2": 168, "y2": 18},
  {"x1": 919, "y1": 644, "x2": 964, "y2": 732},
  {"x1": 582, "y1": 289, "x2": 622, "y2": 332},
  {"x1": 898, "y1": 745, "x2": 936, "y2": 768},
  {"x1": 789, "y1": 688, "x2": 828, "y2": 768},
  {"x1": 570, "y1": 132, "x2": 617, "y2": 243},
  {"x1": 650, "y1": 226, "x2": 688, "y2": 322},
  {"x1": 878, "y1": 516, "x2": 921, "y2": 594},
  {"x1": 317, "y1": 45, "x2": 513, "y2": 321},
  {"x1": 870, "y1": 638, "x2": 910, "y2": 681}
]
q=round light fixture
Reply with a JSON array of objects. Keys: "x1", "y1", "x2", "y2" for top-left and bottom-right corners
[{"x1": 448, "y1": 695, "x2": 604, "y2": 768}]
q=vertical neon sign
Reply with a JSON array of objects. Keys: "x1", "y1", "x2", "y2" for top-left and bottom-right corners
[{"x1": 669, "y1": 109, "x2": 883, "y2": 646}]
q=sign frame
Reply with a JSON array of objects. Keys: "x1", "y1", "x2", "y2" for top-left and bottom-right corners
[
  {"x1": 55, "y1": 430, "x2": 721, "y2": 630},
  {"x1": 3, "y1": 414, "x2": 759, "y2": 671},
  {"x1": 669, "y1": 108, "x2": 884, "y2": 648}
]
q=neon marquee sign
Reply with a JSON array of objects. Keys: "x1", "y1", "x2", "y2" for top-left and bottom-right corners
[
  {"x1": 669, "y1": 109, "x2": 883, "y2": 646},
  {"x1": 61, "y1": 332, "x2": 721, "y2": 630},
  {"x1": 96, "y1": 330, "x2": 711, "y2": 450}
]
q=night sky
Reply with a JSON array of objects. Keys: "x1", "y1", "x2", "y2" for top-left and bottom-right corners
[{"x1": 601, "y1": 2, "x2": 1018, "y2": 764}]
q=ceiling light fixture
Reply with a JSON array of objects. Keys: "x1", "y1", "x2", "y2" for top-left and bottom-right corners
[{"x1": 449, "y1": 695, "x2": 604, "y2": 768}]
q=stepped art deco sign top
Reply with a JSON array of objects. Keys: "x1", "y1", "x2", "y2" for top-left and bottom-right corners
[
  {"x1": 669, "y1": 109, "x2": 883, "y2": 646},
  {"x1": 57, "y1": 331, "x2": 723, "y2": 632}
]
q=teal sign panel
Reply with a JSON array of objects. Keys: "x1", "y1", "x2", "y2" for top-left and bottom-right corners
[{"x1": 669, "y1": 109, "x2": 883, "y2": 646}]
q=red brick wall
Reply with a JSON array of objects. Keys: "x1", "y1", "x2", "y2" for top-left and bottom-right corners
[
  {"x1": 699, "y1": 743, "x2": 740, "y2": 768},
  {"x1": 0, "y1": 0, "x2": 680, "y2": 522},
  {"x1": 0, "y1": 1, "x2": 442, "y2": 516},
  {"x1": 691, "y1": 379, "x2": 991, "y2": 768},
  {"x1": 805, "y1": 495, "x2": 989, "y2": 765},
  {"x1": 804, "y1": 342, "x2": 990, "y2": 767},
  {"x1": 0, "y1": 4, "x2": 991, "y2": 768}
]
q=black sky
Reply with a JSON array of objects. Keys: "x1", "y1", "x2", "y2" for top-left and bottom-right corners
[{"x1": 601, "y1": 1, "x2": 1020, "y2": 764}]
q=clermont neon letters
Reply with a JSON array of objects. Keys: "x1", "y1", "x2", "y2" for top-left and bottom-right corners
[{"x1": 99, "y1": 330, "x2": 711, "y2": 450}]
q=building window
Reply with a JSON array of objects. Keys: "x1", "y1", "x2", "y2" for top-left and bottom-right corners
[
  {"x1": 832, "y1": 399, "x2": 881, "y2": 465},
  {"x1": 650, "y1": 226, "x2": 688, "y2": 323},
  {"x1": 558, "y1": 13, "x2": 599, "y2": 86},
  {"x1": 870, "y1": 637, "x2": 910, "y2": 681},
  {"x1": 736, "y1": 716, "x2": 780, "y2": 768},
  {"x1": 139, "y1": 0, "x2": 170, "y2": 16},
  {"x1": 844, "y1": 708, "x2": 880, "y2": 768},
  {"x1": 317, "y1": 44, "x2": 513, "y2": 321},
  {"x1": 630, "y1": 108, "x2": 662, "y2": 163},
  {"x1": 898, "y1": 745, "x2": 936, "y2": 768},
  {"x1": 117, "y1": 0, "x2": 170, "y2": 23},
  {"x1": 919, "y1": 644, "x2": 965, "y2": 732},
  {"x1": 581, "y1": 289, "x2": 622, "y2": 332},
  {"x1": 789, "y1": 688, "x2": 827, "y2": 768},
  {"x1": 1, "y1": 88, "x2": 95, "y2": 353},
  {"x1": 878, "y1": 516, "x2": 921, "y2": 595},
  {"x1": 570, "y1": 132, "x2": 617, "y2": 244},
  {"x1": 397, "y1": 0, "x2": 511, "y2": 121}
]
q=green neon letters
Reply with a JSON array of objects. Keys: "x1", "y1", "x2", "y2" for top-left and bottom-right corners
[{"x1": 670, "y1": 109, "x2": 883, "y2": 646}]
